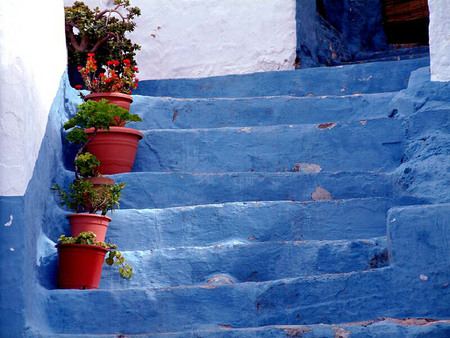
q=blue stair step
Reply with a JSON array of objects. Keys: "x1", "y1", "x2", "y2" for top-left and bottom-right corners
[
  {"x1": 130, "y1": 92, "x2": 396, "y2": 130},
  {"x1": 134, "y1": 119, "x2": 404, "y2": 173},
  {"x1": 102, "y1": 197, "x2": 419, "y2": 251},
  {"x1": 98, "y1": 237, "x2": 387, "y2": 289},
  {"x1": 31, "y1": 319, "x2": 450, "y2": 338},
  {"x1": 39, "y1": 267, "x2": 436, "y2": 335},
  {"x1": 112, "y1": 171, "x2": 393, "y2": 209},
  {"x1": 133, "y1": 57, "x2": 429, "y2": 98}
]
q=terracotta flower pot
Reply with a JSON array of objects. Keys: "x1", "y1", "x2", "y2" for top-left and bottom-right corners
[
  {"x1": 85, "y1": 92, "x2": 133, "y2": 111},
  {"x1": 67, "y1": 214, "x2": 112, "y2": 243},
  {"x1": 85, "y1": 126, "x2": 143, "y2": 175},
  {"x1": 56, "y1": 243, "x2": 108, "y2": 289},
  {"x1": 84, "y1": 176, "x2": 115, "y2": 188}
]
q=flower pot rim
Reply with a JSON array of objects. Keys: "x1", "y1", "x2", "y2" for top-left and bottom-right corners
[
  {"x1": 55, "y1": 243, "x2": 109, "y2": 252},
  {"x1": 83, "y1": 176, "x2": 115, "y2": 184},
  {"x1": 84, "y1": 126, "x2": 143, "y2": 139},
  {"x1": 66, "y1": 213, "x2": 112, "y2": 222},
  {"x1": 85, "y1": 92, "x2": 133, "y2": 101}
]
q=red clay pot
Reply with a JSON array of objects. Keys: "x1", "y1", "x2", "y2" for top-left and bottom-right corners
[
  {"x1": 56, "y1": 243, "x2": 108, "y2": 289},
  {"x1": 85, "y1": 92, "x2": 133, "y2": 111},
  {"x1": 84, "y1": 176, "x2": 115, "y2": 188},
  {"x1": 85, "y1": 93, "x2": 133, "y2": 126},
  {"x1": 67, "y1": 214, "x2": 112, "y2": 243},
  {"x1": 85, "y1": 127, "x2": 143, "y2": 175}
]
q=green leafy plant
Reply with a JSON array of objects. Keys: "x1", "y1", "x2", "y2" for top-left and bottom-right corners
[
  {"x1": 65, "y1": 0, "x2": 141, "y2": 71},
  {"x1": 74, "y1": 152, "x2": 101, "y2": 178},
  {"x1": 75, "y1": 53, "x2": 139, "y2": 94},
  {"x1": 51, "y1": 178, "x2": 126, "y2": 215},
  {"x1": 58, "y1": 231, "x2": 133, "y2": 279}
]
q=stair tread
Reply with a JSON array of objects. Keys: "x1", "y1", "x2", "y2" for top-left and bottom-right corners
[
  {"x1": 39, "y1": 268, "x2": 406, "y2": 335},
  {"x1": 134, "y1": 118, "x2": 404, "y2": 173},
  {"x1": 131, "y1": 92, "x2": 397, "y2": 130},
  {"x1": 98, "y1": 237, "x2": 387, "y2": 289},
  {"x1": 133, "y1": 57, "x2": 429, "y2": 98},
  {"x1": 33, "y1": 318, "x2": 450, "y2": 338}
]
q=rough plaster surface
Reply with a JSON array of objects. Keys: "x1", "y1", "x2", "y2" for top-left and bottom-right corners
[
  {"x1": 429, "y1": 0, "x2": 450, "y2": 81},
  {"x1": 65, "y1": 0, "x2": 297, "y2": 80},
  {"x1": 0, "y1": 0, "x2": 67, "y2": 196}
]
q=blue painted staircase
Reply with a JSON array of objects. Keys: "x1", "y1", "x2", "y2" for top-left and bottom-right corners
[{"x1": 32, "y1": 57, "x2": 450, "y2": 337}]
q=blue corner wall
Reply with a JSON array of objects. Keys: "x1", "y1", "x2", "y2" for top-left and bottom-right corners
[{"x1": 0, "y1": 72, "x2": 77, "y2": 337}]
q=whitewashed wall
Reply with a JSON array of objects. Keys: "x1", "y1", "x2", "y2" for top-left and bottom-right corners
[
  {"x1": 429, "y1": 0, "x2": 450, "y2": 82},
  {"x1": 64, "y1": 0, "x2": 297, "y2": 80},
  {"x1": 0, "y1": 0, "x2": 67, "y2": 196}
]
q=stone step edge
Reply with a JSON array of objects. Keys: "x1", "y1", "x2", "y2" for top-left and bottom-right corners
[
  {"x1": 32, "y1": 317, "x2": 450, "y2": 337},
  {"x1": 48, "y1": 268, "x2": 383, "y2": 293},
  {"x1": 132, "y1": 91, "x2": 398, "y2": 101},
  {"x1": 137, "y1": 117, "x2": 397, "y2": 133},
  {"x1": 112, "y1": 170, "x2": 392, "y2": 176},
  {"x1": 118, "y1": 236, "x2": 387, "y2": 255},
  {"x1": 112, "y1": 196, "x2": 398, "y2": 213}
]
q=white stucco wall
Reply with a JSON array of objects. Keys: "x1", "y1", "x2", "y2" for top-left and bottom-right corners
[
  {"x1": 0, "y1": 0, "x2": 67, "y2": 196},
  {"x1": 64, "y1": 0, "x2": 297, "y2": 80},
  {"x1": 428, "y1": 0, "x2": 450, "y2": 82}
]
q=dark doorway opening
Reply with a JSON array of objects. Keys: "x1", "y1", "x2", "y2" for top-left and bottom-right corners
[{"x1": 382, "y1": 0, "x2": 429, "y2": 46}]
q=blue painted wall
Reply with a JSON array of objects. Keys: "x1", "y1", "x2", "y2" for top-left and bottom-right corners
[{"x1": 0, "y1": 73, "x2": 72, "y2": 337}]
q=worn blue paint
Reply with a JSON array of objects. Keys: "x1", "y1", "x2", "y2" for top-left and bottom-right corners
[
  {"x1": 134, "y1": 118, "x2": 404, "y2": 173},
  {"x1": 4, "y1": 57, "x2": 450, "y2": 337},
  {"x1": 130, "y1": 92, "x2": 396, "y2": 130},
  {"x1": 133, "y1": 57, "x2": 429, "y2": 98},
  {"x1": 25, "y1": 320, "x2": 450, "y2": 337}
]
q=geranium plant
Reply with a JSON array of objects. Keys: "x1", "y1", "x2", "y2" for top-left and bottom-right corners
[
  {"x1": 51, "y1": 178, "x2": 126, "y2": 215},
  {"x1": 65, "y1": 0, "x2": 141, "y2": 70},
  {"x1": 58, "y1": 231, "x2": 133, "y2": 279},
  {"x1": 76, "y1": 53, "x2": 139, "y2": 94}
]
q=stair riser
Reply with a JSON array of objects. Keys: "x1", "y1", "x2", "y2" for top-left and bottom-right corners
[
  {"x1": 134, "y1": 119, "x2": 404, "y2": 173},
  {"x1": 99, "y1": 238, "x2": 387, "y2": 288},
  {"x1": 115, "y1": 172, "x2": 393, "y2": 210},
  {"x1": 130, "y1": 93, "x2": 395, "y2": 129},
  {"x1": 133, "y1": 58, "x2": 429, "y2": 98},
  {"x1": 43, "y1": 267, "x2": 450, "y2": 335},
  {"x1": 28, "y1": 321, "x2": 450, "y2": 338},
  {"x1": 104, "y1": 198, "x2": 420, "y2": 251}
]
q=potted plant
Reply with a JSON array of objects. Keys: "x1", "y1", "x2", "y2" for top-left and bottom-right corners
[
  {"x1": 65, "y1": 99, "x2": 143, "y2": 174},
  {"x1": 56, "y1": 231, "x2": 133, "y2": 289},
  {"x1": 74, "y1": 152, "x2": 114, "y2": 187},
  {"x1": 76, "y1": 53, "x2": 140, "y2": 111},
  {"x1": 52, "y1": 178, "x2": 126, "y2": 242},
  {"x1": 65, "y1": 0, "x2": 141, "y2": 88}
]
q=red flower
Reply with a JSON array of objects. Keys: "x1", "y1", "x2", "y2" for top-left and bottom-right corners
[
  {"x1": 123, "y1": 59, "x2": 131, "y2": 64},
  {"x1": 132, "y1": 67, "x2": 139, "y2": 71},
  {"x1": 107, "y1": 61, "x2": 113, "y2": 66},
  {"x1": 74, "y1": 85, "x2": 83, "y2": 89},
  {"x1": 87, "y1": 53, "x2": 95, "y2": 57},
  {"x1": 99, "y1": 73, "x2": 105, "y2": 77},
  {"x1": 77, "y1": 66, "x2": 82, "y2": 70},
  {"x1": 135, "y1": 78, "x2": 139, "y2": 82},
  {"x1": 112, "y1": 60, "x2": 120, "y2": 66}
]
